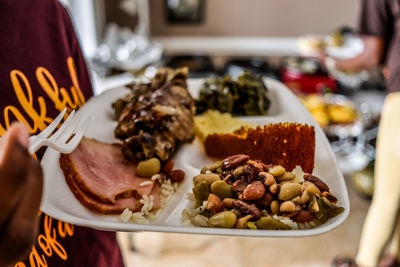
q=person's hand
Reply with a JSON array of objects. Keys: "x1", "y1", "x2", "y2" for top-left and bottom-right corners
[{"x1": 0, "y1": 123, "x2": 43, "y2": 266}]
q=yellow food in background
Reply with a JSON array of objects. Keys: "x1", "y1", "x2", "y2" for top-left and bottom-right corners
[
  {"x1": 301, "y1": 94, "x2": 357, "y2": 127},
  {"x1": 311, "y1": 108, "x2": 330, "y2": 127},
  {"x1": 328, "y1": 105, "x2": 357, "y2": 124},
  {"x1": 301, "y1": 94, "x2": 325, "y2": 110},
  {"x1": 194, "y1": 110, "x2": 253, "y2": 141}
]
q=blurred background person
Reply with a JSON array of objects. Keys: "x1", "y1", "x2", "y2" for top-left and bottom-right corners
[{"x1": 326, "y1": 0, "x2": 400, "y2": 93}]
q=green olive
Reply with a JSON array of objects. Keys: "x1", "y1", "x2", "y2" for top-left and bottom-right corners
[
  {"x1": 247, "y1": 221, "x2": 257, "y2": 230},
  {"x1": 136, "y1": 158, "x2": 161, "y2": 178},
  {"x1": 304, "y1": 182, "x2": 321, "y2": 196},
  {"x1": 193, "y1": 173, "x2": 221, "y2": 185},
  {"x1": 208, "y1": 211, "x2": 237, "y2": 228},
  {"x1": 276, "y1": 172, "x2": 295, "y2": 182},
  {"x1": 256, "y1": 216, "x2": 291, "y2": 230},
  {"x1": 270, "y1": 200, "x2": 280, "y2": 215},
  {"x1": 233, "y1": 166, "x2": 245, "y2": 177},
  {"x1": 209, "y1": 161, "x2": 222, "y2": 172},
  {"x1": 278, "y1": 183, "x2": 302, "y2": 201},
  {"x1": 200, "y1": 167, "x2": 208, "y2": 174},
  {"x1": 210, "y1": 180, "x2": 233, "y2": 199},
  {"x1": 222, "y1": 198, "x2": 235, "y2": 209},
  {"x1": 268, "y1": 165, "x2": 286, "y2": 177},
  {"x1": 193, "y1": 181, "x2": 210, "y2": 207}
]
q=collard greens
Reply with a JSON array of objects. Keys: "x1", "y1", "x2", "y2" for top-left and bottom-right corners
[{"x1": 196, "y1": 72, "x2": 270, "y2": 116}]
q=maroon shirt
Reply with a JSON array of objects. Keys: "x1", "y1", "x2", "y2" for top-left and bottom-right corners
[
  {"x1": 359, "y1": 0, "x2": 400, "y2": 92},
  {"x1": 0, "y1": 0, "x2": 124, "y2": 266}
]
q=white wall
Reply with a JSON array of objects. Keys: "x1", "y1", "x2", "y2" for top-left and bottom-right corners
[{"x1": 149, "y1": 0, "x2": 360, "y2": 37}]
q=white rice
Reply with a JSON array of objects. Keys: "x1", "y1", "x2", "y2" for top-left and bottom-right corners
[
  {"x1": 139, "y1": 181, "x2": 153, "y2": 187},
  {"x1": 140, "y1": 195, "x2": 154, "y2": 215},
  {"x1": 151, "y1": 174, "x2": 161, "y2": 181},
  {"x1": 194, "y1": 214, "x2": 209, "y2": 227},
  {"x1": 272, "y1": 215, "x2": 298, "y2": 230},
  {"x1": 119, "y1": 208, "x2": 133, "y2": 223},
  {"x1": 298, "y1": 220, "x2": 318, "y2": 229},
  {"x1": 119, "y1": 176, "x2": 178, "y2": 224},
  {"x1": 181, "y1": 195, "x2": 209, "y2": 227},
  {"x1": 130, "y1": 212, "x2": 148, "y2": 224}
]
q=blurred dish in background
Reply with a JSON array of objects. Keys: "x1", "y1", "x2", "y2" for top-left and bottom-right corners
[
  {"x1": 301, "y1": 93, "x2": 362, "y2": 138},
  {"x1": 325, "y1": 26, "x2": 363, "y2": 60},
  {"x1": 165, "y1": 0, "x2": 205, "y2": 24},
  {"x1": 223, "y1": 58, "x2": 276, "y2": 78},
  {"x1": 351, "y1": 160, "x2": 374, "y2": 199},
  {"x1": 298, "y1": 26, "x2": 363, "y2": 60},
  {"x1": 325, "y1": 37, "x2": 364, "y2": 60},
  {"x1": 301, "y1": 90, "x2": 383, "y2": 177},
  {"x1": 91, "y1": 23, "x2": 163, "y2": 76},
  {"x1": 325, "y1": 57, "x2": 370, "y2": 90},
  {"x1": 351, "y1": 90, "x2": 385, "y2": 129},
  {"x1": 165, "y1": 55, "x2": 215, "y2": 78},
  {"x1": 298, "y1": 26, "x2": 368, "y2": 90},
  {"x1": 298, "y1": 34, "x2": 325, "y2": 57},
  {"x1": 281, "y1": 57, "x2": 336, "y2": 94},
  {"x1": 331, "y1": 136, "x2": 375, "y2": 176}
]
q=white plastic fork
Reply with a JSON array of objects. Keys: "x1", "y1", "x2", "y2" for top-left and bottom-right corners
[{"x1": 28, "y1": 108, "x2": 91, "y2": 154}]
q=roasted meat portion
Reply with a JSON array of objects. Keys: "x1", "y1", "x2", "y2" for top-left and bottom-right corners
[
  {"x1": 60, "y1": 138, "x2": 160, "y2": 214},
  {"x1": 113, "y1": 67, "x2": 195, "y2": 161}
]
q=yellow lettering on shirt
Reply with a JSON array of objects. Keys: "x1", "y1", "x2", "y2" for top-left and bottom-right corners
[
  {"x1": 29, "y1": 247, "x2": 48, "y2": 267},
  {"x1": 38, "y1": 215, "x2": 68, "y2": 260},
  {"x1": 36, "y1": 57, "x2": 84, "y2": 112},
  {"x1": 6, "y1": 57, "x2": 87, "y2": 267},
  {"x1": 1, "y1": 57, "x2": 86, "y2": 136},
  {"x1": 0, "y1": 71, "x2": 52, "y2": 135},
  {"x1": 57, "y1": 220, "x2": 74, "y2": 238}
]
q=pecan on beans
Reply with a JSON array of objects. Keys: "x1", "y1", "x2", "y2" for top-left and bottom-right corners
[
  {"x1": 222, "y1": 154, "x2": 250, "y2": 170},
  {"x1": 232, "y1": 199, "x2": 262, "y2": 219},
  {"x1": 232, "y1": 180, "x2": 248, "y2": 194},
  {"x1": 304, "y1": 174, "x2": 329, "y2": 192}
]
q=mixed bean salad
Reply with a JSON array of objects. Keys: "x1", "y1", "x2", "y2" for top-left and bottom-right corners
[{"x1": 185, "y1": 154, "x2": 344, "y2": 230}]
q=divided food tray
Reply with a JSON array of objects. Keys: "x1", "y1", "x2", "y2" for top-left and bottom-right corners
[{"x1": 40, "y1": 78, "x2": 349, "y2": 237}]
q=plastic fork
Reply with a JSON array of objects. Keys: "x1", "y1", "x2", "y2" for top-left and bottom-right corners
[{"x1": 28, "y1": 108, "x2": 91, "y2": 154}]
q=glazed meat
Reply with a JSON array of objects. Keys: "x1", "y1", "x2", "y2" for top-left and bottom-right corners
[
  {"x1": 113, "y1": 67, "x2": 195, "y2": 161},
  {"x1": 60, "y1": 138, "x2": 161, "y2": 214}
]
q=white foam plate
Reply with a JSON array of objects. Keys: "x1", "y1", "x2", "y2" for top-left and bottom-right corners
[{"x1": 40, "y1": 78, "x2": 350, "y2": 237}]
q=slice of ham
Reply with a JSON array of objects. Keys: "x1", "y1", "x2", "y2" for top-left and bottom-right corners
[
  {"x1": 66, "y1": 138, "x2": 154, "y2": 203},
  {"x1": 59, "y1": 138, "x2": 161, "y2": 214}
]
